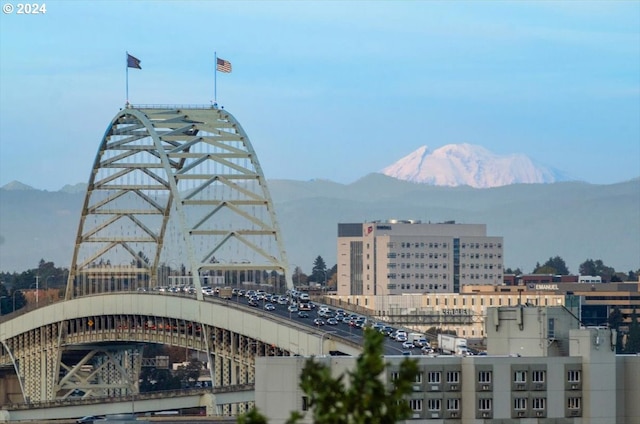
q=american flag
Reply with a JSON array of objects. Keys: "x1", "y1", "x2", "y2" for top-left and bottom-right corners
[
  {"x1": 216, "y1": 57, "x2": 232, "y2": 73},
  {"x1": 127, "y1": 53, "x2": 141, "y2": 69}
]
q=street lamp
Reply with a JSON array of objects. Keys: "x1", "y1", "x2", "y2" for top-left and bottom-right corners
[{"x1": 322, "y1": 269, "x2": 329, "y2": 288}]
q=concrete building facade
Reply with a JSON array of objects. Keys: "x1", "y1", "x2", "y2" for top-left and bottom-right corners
[
  {"x1": 337, "y1": 221, "x2": 503, "y2": 297},
  {"x1": 255, "y1": 306, "x2": 640, "y2": 424}
]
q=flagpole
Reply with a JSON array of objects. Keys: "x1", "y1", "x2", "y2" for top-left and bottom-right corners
[
  {"x1": 214, "y1": 51, "x2": 218, "y2": 105},
  {"x1": 125, "y1": 51, "x2": 129, "y2": 105}
]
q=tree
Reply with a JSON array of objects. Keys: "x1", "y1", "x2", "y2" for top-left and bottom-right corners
[
  {"x1": 504, "y1": 267, "x2": 522, "y2": 275},
  {"x1": 310, "y1": 256, "x2": 328, "y2": 285},
  {"x1": 239, "y1": 329, "x2": 419, "y2": 424},
  {"x1": 533, "y1": 256, "x2": 569, "y2": 275},
  {"x1": 325, "y1": 264, "x2": 338, "y2": 289},
  {"x1": 578, "y1": 259, "x2": 616, "y2": 282},
  {"x1": 174, "y1": 358, "x2": 203, "y2": 387},
  {"x1": 139, "y1": 344, "x2": 182, "y2": 392},
  {"x1": 293, "y1": 266, "x2": 307, "y2": 287}
]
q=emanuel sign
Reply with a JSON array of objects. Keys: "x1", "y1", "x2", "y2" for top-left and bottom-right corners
[
  {"x1": 532, "y1": 284, "x2": 559, "y2": 291},
  {"x1": 442, "y1": 308, "x2": 472, "y2": 315}
]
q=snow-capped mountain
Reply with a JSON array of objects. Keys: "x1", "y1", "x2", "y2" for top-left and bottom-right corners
[{"x1": 380, "y1": 144, "x2": 571, "y2": 188}]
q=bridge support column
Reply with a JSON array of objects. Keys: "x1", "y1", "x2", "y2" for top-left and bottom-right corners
[
  {"x1": 4, "y1": 324, "x2": 60, "y2": 403},
  {"x1": 200, "y1": 393, "x2": 217, "y2": 416}
]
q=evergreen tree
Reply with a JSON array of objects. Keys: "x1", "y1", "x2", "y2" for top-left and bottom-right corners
[
  {"x1": 311, "y1": 256, "x2": 328, "y2": 285},
  {"x1": 239, "y1": 329, "x2": 419, "y2": 424}
]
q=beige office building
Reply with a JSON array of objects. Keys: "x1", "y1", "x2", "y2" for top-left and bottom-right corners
[
  {"x1": 255, "y1": 306, "x2": 640, "y2": 424},
  {"x1": 337, "y1": 220, "x2": 503, "y2": 297}
]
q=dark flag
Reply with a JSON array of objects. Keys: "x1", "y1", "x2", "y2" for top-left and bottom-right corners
[{"x1": 127, "y1": 53, "x2": 142, "y2": 69}]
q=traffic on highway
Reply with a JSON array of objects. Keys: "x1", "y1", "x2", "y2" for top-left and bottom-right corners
[{"x1": 158, "y1": 285, "x2": 436, "y2": 356}]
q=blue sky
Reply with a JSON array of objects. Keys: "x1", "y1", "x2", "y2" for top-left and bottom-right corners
[{"x1": 0, "y1": 1, "x2": 638, "y2": 191}]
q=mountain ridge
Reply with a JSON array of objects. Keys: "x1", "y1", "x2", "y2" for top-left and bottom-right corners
[{"x1": 1, "y1": 176, "x2": 638, "y2": 275}]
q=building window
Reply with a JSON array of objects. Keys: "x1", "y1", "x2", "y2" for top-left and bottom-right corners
[
  {"x1": 390, "y1": 372, "x2": 399, "y2": 381},
  {"x1": 446, "y1": 371, "x2": 460, "y2": 383},
  {"x1": 409, "y1": 399, "x2": 422, "y2": 412},
  {"x1": 427, "y1": 371, "x2": 440, "y2": 384},
  {"x1": 567, "y1": 370, "x2": 581, "y2": 383},
  {"x1": 513, "y1": 370, "x2": 527, "y2": 383},
  {"x1": 478, "y1": 398, "x2": 492, "y2": 411},
  {"x1": 478, "y1": 371, "x2": 492, "y2": 383},
  {"x1": 428, "y1": 398, "x2": 441, "y2": 412},
  {"x1": 302, "y1": 396, "x2": 309, "y2": 411},
  {"x1": 415, "y1": 373, "x2": 423, "y2": 383},
  {"x1": 567, "y1": 397, "x2": 581, "y2": 410},
  {"x1": 446, "y1": 398, "x2": 460, "y2": 411},
  {"x1": 532, "y1": 397, "x2": 546, "y2": 410},
  {"x1": 532, "y1": 370, "x2": 546, "y2": 383},
  {"x1": 513, "y1": 397, "x2": 527, "y2": 410}
]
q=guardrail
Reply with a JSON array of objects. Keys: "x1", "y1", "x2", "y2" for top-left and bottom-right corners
[
  {"x1": 4, "y1": 384, "x2": 254, "y2": 410},
  {"x1": 130, "y1": 104, "x2": 216, "y2": 110}
]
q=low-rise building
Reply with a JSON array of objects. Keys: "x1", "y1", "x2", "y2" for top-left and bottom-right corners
[{"x1": 255, "y1": 306, "x2": 640, "y2": 423}]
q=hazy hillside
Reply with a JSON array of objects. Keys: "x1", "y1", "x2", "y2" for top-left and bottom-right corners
[{"x1": 1, "y1": 176, "x2": 638, "y2": 275}]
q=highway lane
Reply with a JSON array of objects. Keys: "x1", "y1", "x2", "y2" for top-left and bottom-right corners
[{"x1": 201, "y1": 291, "x2": 412, "y2": 356}]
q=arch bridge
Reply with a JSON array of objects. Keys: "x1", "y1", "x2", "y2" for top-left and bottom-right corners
[{"x1": 0, "y1": 105, "x2": 360, "y2": 420}]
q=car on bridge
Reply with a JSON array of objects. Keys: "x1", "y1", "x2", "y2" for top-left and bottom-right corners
[
  {"x1": 297, "y1": 311, "x2": 310, "y2": 318},
  {"x1": 264, "y1": 303, "x2": 276, "y2": 311},
  {"x1": 76, "y1": 416, "x2": 104, "y2": 424},
  {"x1": 402, "y1": 341, "x2": 416, "y2": 350},
  {"x1": 326, "y1": 317, "x2": 339, "y2": 325},
  {"x1": 313, "y1": 318, "x2": 325, "y2": 326}
]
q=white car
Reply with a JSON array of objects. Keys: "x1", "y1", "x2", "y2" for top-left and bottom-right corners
[{"x1": 402, "y1": 341, "x2": 415, "y2": 349}]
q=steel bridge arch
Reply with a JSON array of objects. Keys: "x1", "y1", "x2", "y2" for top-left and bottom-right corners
[{"x1": 67, "y1": 106, "x2": 291, "y2": 300}]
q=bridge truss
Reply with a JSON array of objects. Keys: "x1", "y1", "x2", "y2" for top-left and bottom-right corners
[
  {"x1": 66, "y1": 105, "x2": 291, "y2": 301},
  {"x1": 0, "y1": 105, "x2": 300, "y2": 418}
]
